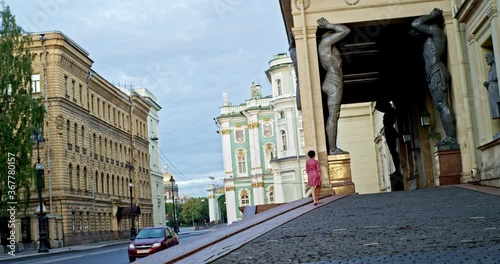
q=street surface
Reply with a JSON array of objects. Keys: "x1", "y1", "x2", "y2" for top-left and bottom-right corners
[
  {"x1": 212, "y1": 187, "x2": 500, "y2": 263},
  {"x1": 0, "y1": 230, "x2": 205, "y2": 264}
]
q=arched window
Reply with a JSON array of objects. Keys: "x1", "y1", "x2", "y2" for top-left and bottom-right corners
[
  {"x1": 81, "y1": 126, "x2": 85, "y2": 149},
  {"x1": 68, "y1": 164, "x2": 73, "y2": 190},
  {"x1": 74, "y1": 123, "x2": 78, "y2": 147},
  {"x1": 83, "y1": 167, "x2": 87, "y2": 191},
  {"x1": 101, "y1": 172, "x2": 104, "y2": 194},
  {"x1": 106, "y1": 174, "x2": 110, "y2": 194},
  {"x1": 240, "y1": 190, "x2": 250, "y2": 207},
  {"x1": 76, "y1": 165, "x2": 80, "y2": 190},
  {"x1": 67, "y1": 120, "x2": 70, "y2": 145},
  {"x1": 276, "y1": 79, "x2": 282, "y2": 96},
  {"x1": 93, "y1": 133, "x2": 96, "y2": 154},
  {"x1": 280, "y1": 130, "x2": 287, "y2": 151},
  {"x1": 267, "y1": 186, "x2": 275, "y2": 203},
  {"x1": 95, "y1": 171, "x2": 98, "y2": 193},
  {"x1": 236, "y1": 149, "x2": 247, "y2": 174}
]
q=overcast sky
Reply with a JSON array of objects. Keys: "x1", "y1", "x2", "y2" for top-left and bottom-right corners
[{"x1": 6, "y1": 0, "x2": 288, "y2": 197}]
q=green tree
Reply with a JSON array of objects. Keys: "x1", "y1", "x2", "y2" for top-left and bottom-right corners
[
  {"x1": 181, "y1": 198, "x2": 208, "y2": 226},
  {"x1": 0, "y1": 1, "x2": 45, "y2": 215}
]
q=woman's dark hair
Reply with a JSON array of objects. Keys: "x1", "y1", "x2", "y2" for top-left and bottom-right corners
[{"x1": 307, "y1": 150, "x2": 315, "y2": 158}]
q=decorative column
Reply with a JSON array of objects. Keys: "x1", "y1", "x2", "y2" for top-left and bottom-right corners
[
  {"x1": 220, "y1": 123, "x2": 233, "y2": 179},
  {"x1": 434, "y1": 146, "x2": 462, "y2": 185},
  {"x1": 272, "y1": 168, "x2": 284, "y2": 203},
  {"x1": 224, "y1": 185, "x2": 237, "y2": 224}
]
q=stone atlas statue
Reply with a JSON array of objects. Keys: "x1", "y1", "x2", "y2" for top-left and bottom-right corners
[
  {"x1": 484, "y1": 52, "x2": 500, "y2": 119},
  {"x1": 317, "y1": 17, "x2": 351, "y2": 155},
  {"x1": 411, "y1": 8, "x2": 457, "y2": 147}
]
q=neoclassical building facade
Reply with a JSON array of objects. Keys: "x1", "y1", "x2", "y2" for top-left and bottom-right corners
[
  {"x1": 27, "y1": 31, "x2": 154, "y2": 246},
  {"x1": 279, "y1": 0, "x2": 500, "y2": 191},
  {"x1": 216, "y1": 54, "x2": 306, "y2": 224}
]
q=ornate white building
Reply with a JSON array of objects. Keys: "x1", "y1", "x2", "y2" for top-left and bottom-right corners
[{"x1": 215, "y1": 54, "x2": 306, "y2": 224}]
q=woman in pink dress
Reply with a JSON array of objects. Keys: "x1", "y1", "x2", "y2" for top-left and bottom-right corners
[{"x1": 306, "y1": 150, "x2": 322, "y2": 205}]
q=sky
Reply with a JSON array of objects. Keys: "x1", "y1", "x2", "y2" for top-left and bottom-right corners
[{"x1": 5, "y1": 0, "x2": 289, "y2": 197}]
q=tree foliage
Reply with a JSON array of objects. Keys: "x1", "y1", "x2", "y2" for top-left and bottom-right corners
[
  {"x1": 181, "y1": 198, "x2": 209, "y2": 225},
  {"x1": 0, "y1": 2, "x2": 45, "y2": 215}
]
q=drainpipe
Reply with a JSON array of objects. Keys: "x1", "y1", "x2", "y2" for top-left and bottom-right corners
[
  {"x1": 450, "y1": 0, "x2": 479, "y2": 179},
  {"x1": 299, "y1": 2, "x2": 317, "y2": 151},
  {"x1": 40, "y1": 34, "x2": 52, "y2": 214}
]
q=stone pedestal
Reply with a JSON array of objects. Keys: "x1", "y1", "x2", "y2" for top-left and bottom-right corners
[
  {"x1": 477, "y1": 138, "x2": 500, "y2": 187},
  {"x1": 327, "y1": 154, "x2": 355, "y2": 195},
  {"x1": 434, "y1": 147, "x2": 462, "y2": 185}
]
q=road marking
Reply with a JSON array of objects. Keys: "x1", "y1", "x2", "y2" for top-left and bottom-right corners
[
  {"x1": 363, "y1": 242, "x2": 379, "y2": 246},
  {"x1": 363, "y1": 225, "x2": 382, "y2": 229},
  {"x1": 470, "y1": 216, "x2": 486, "y2": 220},
  {"x1": 331, "y1": 228, "x2": 347, "y2": 232}
]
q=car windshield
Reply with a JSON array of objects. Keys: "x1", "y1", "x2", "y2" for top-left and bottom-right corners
[{"x1": 136, "y1": 229, "x2": 164, "y2": 239}]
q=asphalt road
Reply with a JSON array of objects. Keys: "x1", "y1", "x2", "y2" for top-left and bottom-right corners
[{"x1": 1, "y1": 231, "x2": 205, "y2": 264}]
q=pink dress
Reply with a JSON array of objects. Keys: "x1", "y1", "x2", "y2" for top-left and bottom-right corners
[{"x1": 306, "y1": 159, "x2": 321, "y2": 187}]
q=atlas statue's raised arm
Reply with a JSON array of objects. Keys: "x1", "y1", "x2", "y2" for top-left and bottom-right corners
[
  {"x1": 411, "y1": 8, "x2": 442, "y2": 35},
  {"x1": 317, "y1": 17, "x2": 351, "y2": 46}
]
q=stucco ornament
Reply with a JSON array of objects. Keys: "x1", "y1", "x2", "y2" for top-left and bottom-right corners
[
  {"x1": 294, "y1": 0, "x2": 310, "y2": 10},
  {"x1": 345, "y1": 0, "x2": 360, "y2": 5}
]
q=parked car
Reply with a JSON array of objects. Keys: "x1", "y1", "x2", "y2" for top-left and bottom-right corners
[{"x1": 128, "y1": 226, "x2": 179, "y2": 262}]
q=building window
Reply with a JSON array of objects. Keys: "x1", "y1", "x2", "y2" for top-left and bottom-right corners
[
  {"x1": 262, "y1": 121, "x2": 273, "y2": 138},
  {"x1": 91, "y1": 95, "x2": 94, "y2": 112},
  {"x1": 236, "y1": 149, "x2": 247, "y2": 174},
  {"x1": 107, "y1": 174, "x2": 110, "y2": 194},
  {"x1": 83, "y1": 167, "x2": 87, "y2": 191},
  {"x1": 97, "y1": 98, "x2": 100, "y2": 116},
  {"x1": 264, "y1": 143, "x2": 275, "y2": 170},
  {"x1": 74, "y1": 123, "x2": 78, "y2": 147},
  {"x1": 279, "y1": 112, "x2": 285, "y2": 119},
  {"x1": 240, "y1": 190, "x2": 250, "y2": 207},
  {"x1": 64, "y1": 75, "x2": 68, "y2": 95},
  {"x1": 79, "y1": 84, "x2": 82, "y2": 102},
  {"x1": 281, "y1": 130, "x2": 287, "y2": 151},
  {"x1": 81, "y1": 126, "x2": 85, "y2": 149},
  {"x1": 276, "y1": 79, "x2": 282, "y2": 96},
  {"x1": 97, "y1": 214, "x2": 100, "y2": 231},
  {"x1": 235, "y1": 129, "x2": 245, "y2": 143},
  {"x1": 71, "y1": 212, "x2": 75, "y2": 231},
  {"x1": 31, "y1": 74, "x2": 41, "y2": 93},
  {"x1": 85, "y1": 212, "x2": 89, "y2": 231},
  {"x1": 69, "y1": 164, "x2": 73, "y2": 190},
  {"x1": 268, "y1": 186, "x2": 274, "y2": 203},
  {"x1": 66, "y1": 120, "x2": 70, "y2": 144},
  {"x1": 93, "y1": 134, "x2": 96, "y2": 154},
  {"x1": 76, "y1": 165, "x2": 80, "y2": 190},
  {"x1": 79, "y1": 212, "x2": 83, "y2": 231},
  {"x1": 72, "y1": 80, "x2": 75, "y2": 99}
]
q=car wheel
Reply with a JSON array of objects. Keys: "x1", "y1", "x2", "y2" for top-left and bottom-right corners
[{"x1": 129, "y1": 257, "x2": 136, "y2": 262}]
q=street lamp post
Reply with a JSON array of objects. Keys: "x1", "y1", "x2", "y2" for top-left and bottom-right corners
[
  {"x1": 126, "y1": 161, "x2": 136, "y2": 239},
  {"x1": 31, "y1": 128, "x2": 49, "y2": 253},
  {"x1": 169, "y1": 176, "x2": 177, "y2": 233}
]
